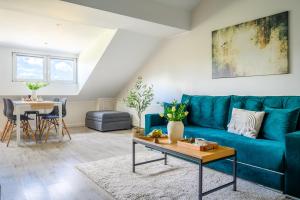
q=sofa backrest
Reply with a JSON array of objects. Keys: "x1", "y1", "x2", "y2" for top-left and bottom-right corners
[
  {"x1": 182, "y1": 94, "x2": 300, "y2": 131},
  {"x1": 181, "y1": 94, "x2": 230, "y2": 130},
  {"x1": 229, "y1": 96, "x2": 300, "y2": 131}
]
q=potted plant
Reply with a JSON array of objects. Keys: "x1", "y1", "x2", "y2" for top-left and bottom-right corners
[
  {"x1": 26, "y1": 82, "x2": 48, "y2": 101},
  {"x1": 160, "y1": 100, "x2": 188, "y2": 144},
  {"x1": 124, "y1": 76, "x2": 154, "y2": 136}
]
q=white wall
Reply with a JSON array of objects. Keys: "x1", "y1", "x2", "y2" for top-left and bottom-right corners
[
  {"x1": 77, "y1": 29, "x2": 117, "y2": 91},
  {"x1": 117, "y1": 0, "x2": 300, "y2": 127},
  {"x1": 64, "y1": 100, "x2": 97, "y2": 127},
  {"x1": 96, "y1": 98, "x2": 116, "y2": 110}
]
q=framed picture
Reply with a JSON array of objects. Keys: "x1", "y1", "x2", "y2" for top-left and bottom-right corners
[{"x1": 212, "y1": 11, "x2": 288, "y2": 79}]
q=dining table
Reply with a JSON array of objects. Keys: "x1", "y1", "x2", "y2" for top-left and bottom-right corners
[{"x1": 13, "y1": 100, "x2": 63, "y2": 146}]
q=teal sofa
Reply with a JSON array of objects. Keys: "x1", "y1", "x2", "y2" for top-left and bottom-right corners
[{"x1": 145, "y1": 95, "x2": 300, "y2": 198}]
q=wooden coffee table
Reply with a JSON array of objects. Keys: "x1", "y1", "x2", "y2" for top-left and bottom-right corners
[{"x1": 132, "y1": 137, "x2": 237, "y2": 200}]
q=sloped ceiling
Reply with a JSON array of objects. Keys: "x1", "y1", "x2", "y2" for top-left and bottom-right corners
[
  {"x1": 77, "y1": 29, "x2": 160, "y2": 99},
  {"x1": 0, "y1": 8, "x2": 108, "y2": 54}
]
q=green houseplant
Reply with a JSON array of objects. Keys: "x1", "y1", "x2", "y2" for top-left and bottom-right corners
[
  {"x1": 124, "y1": 76, "x2": 154, "y2": 136},
  {"x1": 160, "y1": 100, "x2": 188, "y2": 143},
  {"x1": 26, "y1": 82, "x2": 48, "y2": 101}
]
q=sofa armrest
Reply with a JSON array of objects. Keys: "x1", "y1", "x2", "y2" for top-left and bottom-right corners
[
  {"x1": 285, "y1": 131, "x2": 300, "y2": 197},
  {"x1": 145, "y1": 113, "x2": 167, "y2": 135}
]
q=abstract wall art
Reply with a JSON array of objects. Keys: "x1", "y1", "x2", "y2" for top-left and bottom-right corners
[{"x1": 212, "y1": 12, "x2": 288, "y2": 79}]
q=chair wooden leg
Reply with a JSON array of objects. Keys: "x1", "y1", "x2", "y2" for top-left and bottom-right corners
[
  {"x1": 1, "y1": 120, "x2": 9, "y2": 138},
  {"x1": 34, "y1": 128, "x2": 39, "y2": 141},
  {"x1": 23, "y1": 121, "x2": 32, "y2": 142},
  {"x1": 6, "y1": 123, "x2": 14, "y2": 147},
  {"x1": 2, "y1": 121, "x2": 12, "y2": 142},
  {"x1": 44, "y1": 121, "x2": 52, "y2": 143},
  {"x1": 53, "y1": 119, "x2": 58, "y2": 133},
  {"x1": 61, "y1": 128, "x2": 65, "y2": 136},
  {"x1": 34, "y1": 118, "x2": 40, "y2": 141},
  {"x1": 36, "y1": 116, "x2": 42, "y2": 136},
  {"x1": 38, "y1": 116, "x2": 41, "y2": 130},
  {"x1": 39, "y1": 119, "x2": 44, "y2": 139},
  {"x1": 35, "y1": 114, "x2": 38, "y2": 132},
  {"x1": 27, "y1": 122, "x2": 37, "y2": 143},
  {"x1": 39, "y1": 120, "x2": 46, "y2": 139},
  {"x1": 62, "y1": 119, "x2": 71, "y2": 140},
  {"x1": 1, "y1": 120, "x2": 9, "y2": 142}
]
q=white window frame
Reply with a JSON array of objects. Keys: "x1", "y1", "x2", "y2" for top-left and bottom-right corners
[
  {"x1": 48, "y1": 56, "x2": 77, "y2": 84},
  {"x1": 12, "y1": 52, "x2": 47, "y2": 82},
  {"x1": 12, "y1": 52, "x2": 77, "y2": 84}
]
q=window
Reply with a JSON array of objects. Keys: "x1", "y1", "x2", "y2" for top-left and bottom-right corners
[
  {"x1": 13, "y1": 52, "x2": 77, "y2": 83},
  {"x1": 13, "y1": 54, "x2": 46, "y2": 81},
  {"x1": 49, "y1": 58, "x2": 76, "y2": 82}
]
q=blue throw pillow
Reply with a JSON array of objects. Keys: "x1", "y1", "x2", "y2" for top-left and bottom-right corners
[
  {"x1": 163, "y1": 102, "x2": 188, "y2": 125},
  {"x1": 262, "y1": 107, "x2": 300, "y2": 141}
]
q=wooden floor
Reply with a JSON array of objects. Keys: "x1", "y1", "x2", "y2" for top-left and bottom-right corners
[{"x1": 0, "y1": 127, "x2": 144, "y2": 200}]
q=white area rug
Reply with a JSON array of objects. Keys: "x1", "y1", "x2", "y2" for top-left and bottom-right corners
[{"x1": 77, "y1": 151, "x2": 286, "y2": 200}]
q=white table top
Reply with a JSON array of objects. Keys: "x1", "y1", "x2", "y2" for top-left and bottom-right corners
[{"x1": 13, "y1": 100, "x2": 62, "y2": 105}]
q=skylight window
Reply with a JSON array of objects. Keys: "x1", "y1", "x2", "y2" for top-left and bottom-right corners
[
  {"x1": 13, "y1": 52, "x2": 77, "y2": 83},
  {"x1": 15, "y1": 54, "x2": 45, "y2": 81},
  {"x1": 49, "y1": 58, "x2": 76, "y2": 82}
]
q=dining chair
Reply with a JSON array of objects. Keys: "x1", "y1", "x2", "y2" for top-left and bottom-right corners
[
  {"x1": 24, "y1": 110, "x2": 40, "y2": 134},
  {"x1": 39, "y1": 98, "x2": 71, "y2": 143},
  {"x1": 2, "y1": 98, "x2": 36, "y2": 147},
  {"x1": 1, "y1": 98, "x2": 9, "y2": 141}
]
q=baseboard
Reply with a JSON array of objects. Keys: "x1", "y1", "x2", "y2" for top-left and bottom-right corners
[{"x1": 66, "y1": 123, "x2": 85, "y2": 128}]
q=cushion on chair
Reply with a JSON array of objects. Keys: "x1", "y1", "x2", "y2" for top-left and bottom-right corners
[
  {"x1": 25, "y1": 111, "x2": 39, "y2": 115},
  {"x1": 41, "y1": 115, "x2": 60, "y2": 120}
]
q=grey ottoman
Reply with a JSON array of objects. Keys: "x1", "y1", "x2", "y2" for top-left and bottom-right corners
[{"x1": 85, "y1": 111, "x2": 132, "y2": 132}]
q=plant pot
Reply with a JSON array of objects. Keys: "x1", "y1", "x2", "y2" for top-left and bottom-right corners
[
  {"x1": 132, "y1": 127, "x2": 145, "y2": 137},
  {"x1": 31, "y1": 90, "x2": 38, "y2": 101},
  {"x1": 167, "y1": 121, "x2": 184, "y2": 144}
]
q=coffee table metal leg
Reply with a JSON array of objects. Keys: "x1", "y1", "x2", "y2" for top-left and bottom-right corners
[
  {"x1": 164, "y1": 153, "x2": 167, "y2": 165},
  {"x1": 199, "y1": 160, "x2": 203, "y2": 200},
  {"x1": 233, "y1": 151, "x2": 237, "y2": 191},
  {"x1": 133, "y1": 141, "x2": 136, "y2": 173}
]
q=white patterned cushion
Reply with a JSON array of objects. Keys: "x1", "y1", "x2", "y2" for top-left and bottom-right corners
[{"x1": 227, "y1": 108, "x2": 265, "y2": 138}]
